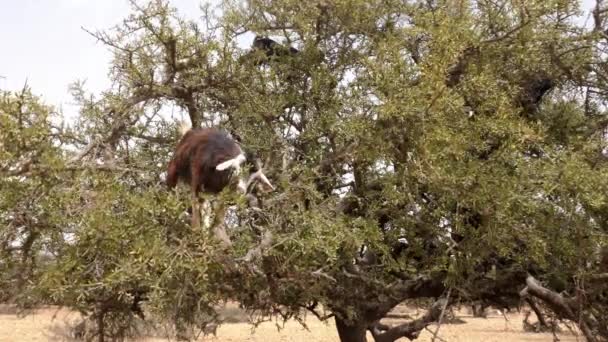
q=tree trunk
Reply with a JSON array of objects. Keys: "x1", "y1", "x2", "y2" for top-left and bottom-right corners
[
  {"x1": 335, "y1": 316, "x2": 368, "y2": 342},
  {"x1": 472, "y1": 303, "x2": 488, "y2": 318},
  {"x1": 96, "y1": 311, "x2": 105, "y2": 342}
]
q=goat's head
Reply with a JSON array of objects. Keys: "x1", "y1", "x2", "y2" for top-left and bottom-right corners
[{"x1": 216, "y1": 151, "x2": 275, "y2": 195}]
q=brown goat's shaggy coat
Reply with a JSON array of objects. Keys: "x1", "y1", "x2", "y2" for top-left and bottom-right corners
[
  {"x1": 166, "y1": 127, "x2": 246, "y2": 230},
  {"x1": 167, "y1": 125, "x2": 274, "y2": 230},
  {"x1": 167, "y1": 127, "x2": 244, "y2": 195}
]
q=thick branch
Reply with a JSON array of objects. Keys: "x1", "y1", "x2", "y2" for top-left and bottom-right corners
[
  {"x1": 521, "y1": 275, "x2": 598, "y2": 342},
  {"x1": 370, "y1": 299, "x2": 447, "y2": 342},
  {"x1": 520, "y1": 275, "x2": 577, "y2": 318},
  {"x1": 525, "y1": 297, "x2": 549, "y2": 328},
  {"x1": 445, "y1": 47, "x2": 480, "y2": 88},
  {"x1": 385, "y1": 274, "x2": 446, "y2": 304}
]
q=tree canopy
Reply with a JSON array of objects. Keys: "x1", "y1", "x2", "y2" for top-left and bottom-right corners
[{"x1": 1, "y1": 0, "x2": 608, "y2": 341}]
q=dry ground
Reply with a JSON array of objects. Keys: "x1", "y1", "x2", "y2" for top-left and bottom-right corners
[{"x1": 0, "y1": 304, "x2": 583, "y2": 342}]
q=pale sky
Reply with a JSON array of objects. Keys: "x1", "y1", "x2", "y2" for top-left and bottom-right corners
[
  {"x1": 0, "y1": 0, "x2": 213, "y2": 116},
  {"x1": 0, "y1": 0, "x2": 599, "y2": 119}
]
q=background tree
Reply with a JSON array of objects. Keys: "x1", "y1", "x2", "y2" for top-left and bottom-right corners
[
  {"x1": 0, "y1": 85, "x2": 67, "y2": 304},
  {"x1": 1, "y1": 0, "x2": 607, "y2": 341}
]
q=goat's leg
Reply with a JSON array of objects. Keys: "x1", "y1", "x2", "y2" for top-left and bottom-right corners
[
  {"x1": 190, "y1": 166, "x2": 202, "y2": 229},
  {"x1": 211, "y1": 202, "x2": 232, "y2": 247},
  {"x1": 201, "y1": 198, "x2": 212, "y2": 229},
  {"x1": 191, "y1": 192, "x2": 201, "y2": 229}
]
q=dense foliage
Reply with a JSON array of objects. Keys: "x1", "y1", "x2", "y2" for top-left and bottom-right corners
[{"x1": 1, "y1": 0, "x2": 608, "y2": 341}]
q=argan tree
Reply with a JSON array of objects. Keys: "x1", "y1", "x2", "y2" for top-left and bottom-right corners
[{"x1": 1, "y1": 0, "x2": 608, "y2": 341}]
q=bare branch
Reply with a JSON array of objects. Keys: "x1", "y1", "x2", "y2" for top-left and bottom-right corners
[
  {"x1": 131, "y1": 133, "x2": 173, "y2": 144},
  {"x1": 481, "y1": 20, "x2": 531, "y2": 44},
  {"x1": 62, "y1": 163, "x2": 136, "y2": 173},
  {"x1": 311, "y1": 268, "x2": 337, "y2": 283},
  {"x1": 304, "y1": 302, "x2": 335, "y2": 322}
]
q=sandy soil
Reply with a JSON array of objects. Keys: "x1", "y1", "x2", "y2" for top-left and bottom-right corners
[{"x1": 0, "y1": 304, "x2": 582, "y2": 342}]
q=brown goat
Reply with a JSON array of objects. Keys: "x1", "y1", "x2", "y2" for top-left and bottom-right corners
[
  {"x1": 166, "y1": 127, "x2": 245, "y2": 194},
  {"x1": 166, "y1": 124, "x2": 273, "y2": 229}
]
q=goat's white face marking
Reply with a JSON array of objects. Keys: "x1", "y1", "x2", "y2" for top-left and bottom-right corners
[{"x1": 216, "y1": 153, "x2": 246, "y2": 171}]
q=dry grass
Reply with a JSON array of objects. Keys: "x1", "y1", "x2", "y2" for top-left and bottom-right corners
[{"x1": 0, "y1": 304, "x2": 583, "y2": 342}]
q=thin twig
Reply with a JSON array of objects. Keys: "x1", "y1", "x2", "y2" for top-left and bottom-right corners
[
  {"x1": 425, "y1": 326, "x2": 449, "y2": 342},
  {"x1": 431, "y1": 288, "x2": 452, "y2": 342}
]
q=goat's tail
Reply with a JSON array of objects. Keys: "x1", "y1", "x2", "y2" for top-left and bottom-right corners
[{"x1": 177, "y1": 120, "x2": 191, "y2": 137}]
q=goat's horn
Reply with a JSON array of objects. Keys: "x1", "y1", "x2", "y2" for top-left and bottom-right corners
[
  {"x1": 246, "y1": 168, "x2": 274, "y2": 191},
  {"x1": 216, "y1": 153, "x2": 246, "y2": 171},
  {"x1": 256, "y1": 170, "x2": 274, "y2": 191},
  {"x1": 253, "y1": 158, "x2": 274, "y2": 190}
]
